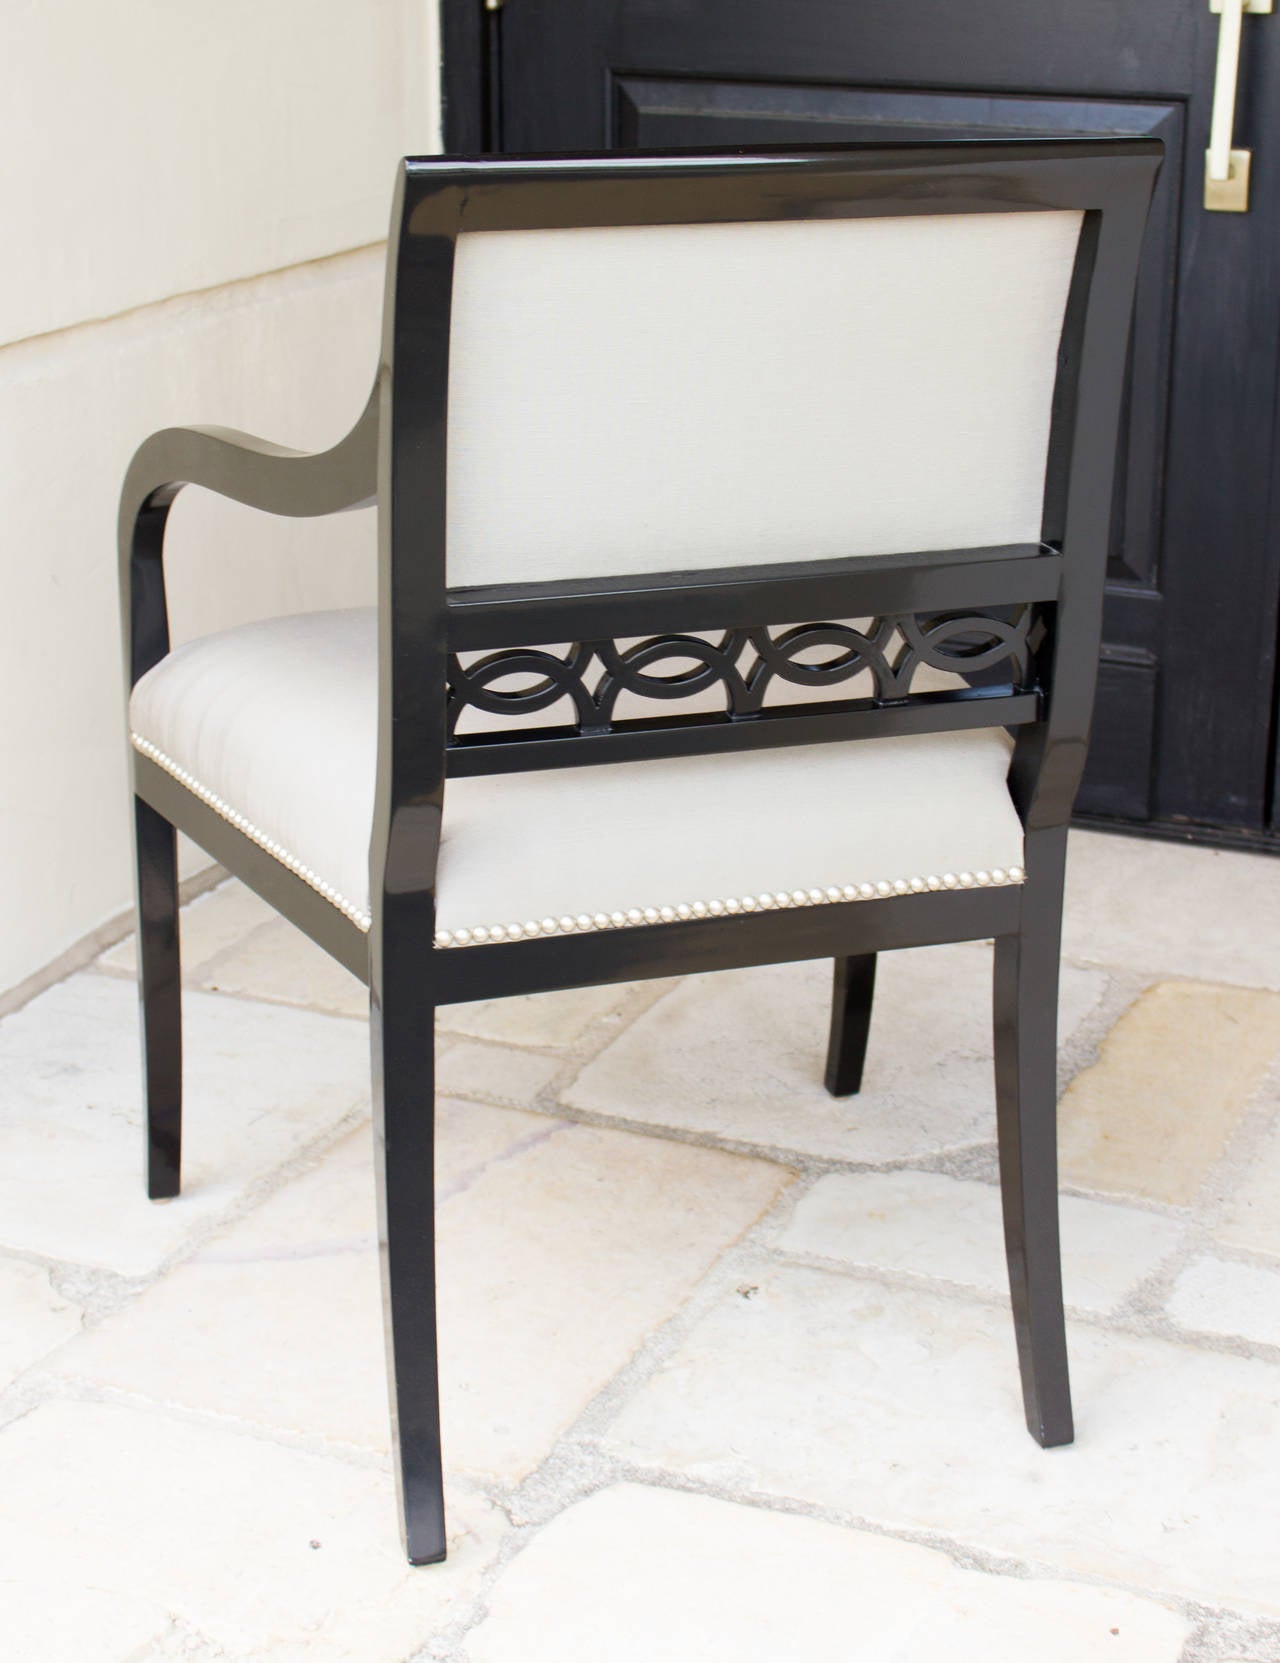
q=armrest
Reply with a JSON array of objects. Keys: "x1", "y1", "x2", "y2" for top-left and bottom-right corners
[
  {"x1": 120, "y1": 384, "x2": 378, "y2": 687},
  {"x1": 121, "y1": 381, "x2": 378, "y2": 528}
]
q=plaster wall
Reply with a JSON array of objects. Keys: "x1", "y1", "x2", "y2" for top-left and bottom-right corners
[{"x1": 0, "y1": 0, "x2": 440, "y2": 993}]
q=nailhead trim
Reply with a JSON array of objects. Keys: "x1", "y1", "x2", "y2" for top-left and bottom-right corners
[
  {"x1": 132, "y1": 733, "x2": 1025, "y2": 953},
  {"x1": 432, "y1": 864, "x2": 1024, "y2": 949},
  {"x1": 131, "y1": 734, "x2": 373, "y2": 931}
]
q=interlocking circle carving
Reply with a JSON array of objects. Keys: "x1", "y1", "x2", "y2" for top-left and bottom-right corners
[
  {"x1": 447, "y1": 606, "x2": 1034, "y2": 739},
  {"x1": 447, "y1": 644, "x2": 596, "y2": 735}
]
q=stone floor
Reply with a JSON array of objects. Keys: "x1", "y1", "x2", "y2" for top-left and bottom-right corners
[{"x1": 3, "y1": 828, "x2": 1280, "y2": 1661}]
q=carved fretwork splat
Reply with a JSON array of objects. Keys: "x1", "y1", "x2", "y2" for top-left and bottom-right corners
[{"x1": 447, "y1": 607, "x2": 1036, "y2": 739}]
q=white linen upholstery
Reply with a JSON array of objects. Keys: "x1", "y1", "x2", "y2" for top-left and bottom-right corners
[
  {"x1": 446, "y1": 210, "x2": 1083, "y2": 586},
  {"x1": 129, "y1": 609, "x2": 1025, "y2": 938}
]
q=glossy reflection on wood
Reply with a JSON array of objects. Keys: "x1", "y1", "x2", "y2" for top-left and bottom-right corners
[
  {"x1": 371, "y1": 898, "x2": 445, "y2": 1565},
  {"x1": 134, "y1": 794, "x2": 182, "y2": 1201},
  {"x1": 120, "y1": 142, "x2": 1159, "y2": 1561},
  {"x1": 993, "y1": 826, "x2": 1074, "y2": 1447}
]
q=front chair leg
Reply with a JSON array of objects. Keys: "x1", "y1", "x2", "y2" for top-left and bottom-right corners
[
  {"x1": 992, "y1": 833, "x2": 1074, "y2": 1448},
  {"x1": 371, "y1": 958, "x2": 446, "y2": 1565},
  {"x1": 824, "y1": 954, "x2": 877, "y2": 1097},
  {"x1": 134, "y1": 794, "x2": 182, "y2": 1200}
]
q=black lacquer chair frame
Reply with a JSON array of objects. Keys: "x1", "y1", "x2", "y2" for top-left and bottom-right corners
[{"x1": 120, "y1": 141, "x2": 1160, "y2": 1563}]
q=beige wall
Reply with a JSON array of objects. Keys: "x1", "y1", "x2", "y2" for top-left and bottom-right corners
[{"x1": 0, "y1": 1, "x2": 440, "y2": 993}]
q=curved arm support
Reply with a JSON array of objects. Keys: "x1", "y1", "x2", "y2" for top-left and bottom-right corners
[{"x1": 120, "y1": 383, "x2": 379, "y2": 688}]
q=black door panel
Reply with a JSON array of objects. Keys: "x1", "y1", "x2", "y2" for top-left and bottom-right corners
[{"x1": 463, "y1": 0, "x2": 1280, "y2": 834}]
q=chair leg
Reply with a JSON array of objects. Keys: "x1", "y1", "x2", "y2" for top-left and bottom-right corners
[
  {"x1": 371, "y1": 967, "x2": 447, "y2": 1565},
  {"x1": 135, "y1": 795, "x2": 182, "y2": 1200},
  {"x1": 824, "y1": 953, "x2": 877, "y2": 1097},
  {"x1": 992, "y1": 829, "x2": 1074, "y2": 1448}
]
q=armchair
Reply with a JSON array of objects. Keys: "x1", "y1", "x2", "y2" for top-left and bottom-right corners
[{"x1": 120, "y1": 140, "x2": 1160, "y2": 1562}]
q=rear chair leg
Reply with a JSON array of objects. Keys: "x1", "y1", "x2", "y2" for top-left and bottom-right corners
[
  {"x1": 371, "y1": 951, "x2": 446, "y2": 1565},
  {"x1": 135, "y1": 795, "x2": 182, "y2": 1200},
  {"x1": 992, "y1": 831, "x2": 1074, "y2": 1447},
  {"x1": 824, "y1": 953, "x2": 877, "y2": 1097}
]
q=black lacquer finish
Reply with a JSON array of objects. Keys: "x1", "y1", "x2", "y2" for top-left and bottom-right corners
[
  {"x1": 120, "y1": 140, "x2": 1158, "y2": 1560},
  {"x1": 825, "y1": 954, "x2": 878, "y2": 1099},
  {"x1": 447, "y1": 602, "x2": 1037, "y2": 774},
  {"x1": 134, "y1": 794, "x2": 182, "y2": 1199}
]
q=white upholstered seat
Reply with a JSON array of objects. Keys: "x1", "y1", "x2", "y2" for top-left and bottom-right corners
[{"x1": 130, "y1": 607, "x2": 1025, "y2": 942}]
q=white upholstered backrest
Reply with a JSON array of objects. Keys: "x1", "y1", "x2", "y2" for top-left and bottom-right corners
[{"x1": 445, "y1": 209, "x2": 1083, "y2": 588}]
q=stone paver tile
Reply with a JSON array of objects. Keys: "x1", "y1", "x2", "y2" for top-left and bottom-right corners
[
  {"x1": 565, "y1": 949, "x2": 1104, "y2": 1163},
  {"x1": 603, "y1": 1265, "x2": 1280, "y2": 1616},
  {"x1": 1064, "y1": 830, "x2": 1280, "y2": 989},
  {"x1": 437, "y1": 1040, "x2": 562, "y2": 1108},
  {"x1": 98, "y1": 877, "x2": 277, "y2": 978},
  {"x1": 439, "y1": 982, "x2": 643, "y2": 1050},
  {"x1": 195, "y1": 917, "x2": 367, "y2": 1018},
  {"x1": 1059, "y1": 980, "x2": 1280, "y2": 1207},
  {"x1": 0, "y1": 1259, "x2": 82, "y2": 1387},
  {"x1": 48, "y1": 1108, "x2": 790, "y2": 1482},
  {"x1": 0, "y1": 974, "x2": 367, "y2": 1274},
  {"x1": 467, "y1": 1484, "x2": 1187, "y2": 1663},
  {"x1": 0, "y1": 1400, "x2": 503, "y2": 1663},
  {"x1": 1166, "y1": 1256, "x2": 1280, "y2": 1350},
  {"x1": 780, "y1": 1170, "x2": 1182, "y2": 1314},
  {"x1": 1217, "y1": 1119, "x2": 1280, "y2": 1259},
  {"x1": 44, "y1": 1103, "x2": 543, "y2": 1448}
]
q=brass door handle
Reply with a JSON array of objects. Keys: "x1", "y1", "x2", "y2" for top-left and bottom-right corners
[{"x1": 1206, "y1": 0, "x2": 1271, "y2": 212}]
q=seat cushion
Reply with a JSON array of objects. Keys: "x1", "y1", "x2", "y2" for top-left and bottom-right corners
[{"x1": 129, "y1": 608, "x2": 1025, "y2": 943}]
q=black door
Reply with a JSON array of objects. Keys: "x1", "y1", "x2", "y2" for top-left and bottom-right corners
[{"x1": 443, "y1": 0, "x2": 1280, "y2": 842}]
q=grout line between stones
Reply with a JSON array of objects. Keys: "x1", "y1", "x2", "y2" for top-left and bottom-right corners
[{"x1": 10, "y1": 879, "x2": 1280, "y2": 1658}]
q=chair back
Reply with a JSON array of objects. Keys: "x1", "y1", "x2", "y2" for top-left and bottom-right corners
[
  {"x1": 372, "y1": 143, "x2": 1160, "y2": 894},
  {"x1": 446, "y1": 209, "x2": 1082, "y2": 586}
]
